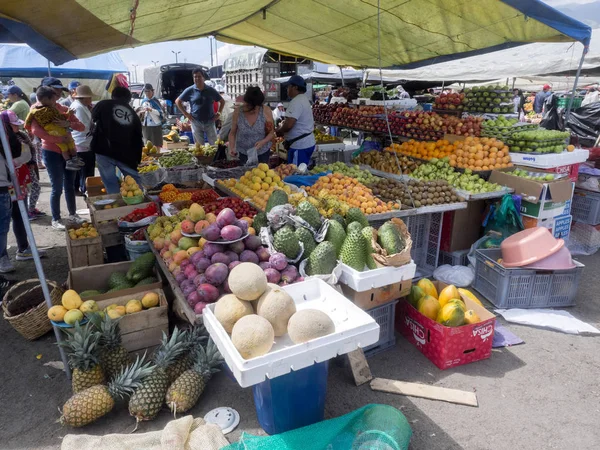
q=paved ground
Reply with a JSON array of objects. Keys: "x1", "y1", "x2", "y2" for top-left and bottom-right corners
[{"x1": 1, "y1": 172, "x2": 599, "y2": 450}]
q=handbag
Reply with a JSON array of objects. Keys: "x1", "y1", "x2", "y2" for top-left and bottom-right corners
[{"x1": 283, "y1": 131, "x2": 312, "y2": 150}]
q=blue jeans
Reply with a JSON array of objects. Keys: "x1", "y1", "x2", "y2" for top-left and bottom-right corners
[
  {"x1": 42, "y1": 150, "x2": 76, "y2": 221},
  {"x1": 0, "y1": 192, "x2": 11, "y2": 258},
  {"x1": 96, "y1": 154, "x2": 142, "y2": 194},
  {"x1": 288, "y1": 145, "x2": 316, "y2": 166}
]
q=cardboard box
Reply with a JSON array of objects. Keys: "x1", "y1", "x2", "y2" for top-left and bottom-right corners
[
  {"x1": 69, "y1": 260, "x2": 163, "y2": 302},
  {"x1": 440, "y1": 200, "x2": 486, "y2": 252},
  {"x1": 489, "y1": 167, "x2": 573, "y2": 219},
  {"x1": 85, "y1": 176, "x2": 105, "y2": 197},
  {"x1": 547, "y1": 163, "x2": 581, "y2": 183},
  {"x1": 96, "y1": 288, "x2": 168, "y2": 352},
  {"x1": 340, "y1": 279, "x2": 411, "y2": 310},
  {"x1": 396, "y1": 281, "x2": 496, "y2": 370},
  {"x1": 522, "y1": 214, "x2": 572, "y2": 240}
]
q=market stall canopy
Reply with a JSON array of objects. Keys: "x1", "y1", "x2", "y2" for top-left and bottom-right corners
[
  {"x1": 0, "y1": 44, "x2": 127, "y2": 79},
  {"x1": 367, "y1": 28, "x2": 600, "y2": 83},
  {"x1": 0, "y1": 1, "x2": 592, "y2": 67},
  {"x1": 272, "y1": 70, "x2": 404, "y2": 85}
]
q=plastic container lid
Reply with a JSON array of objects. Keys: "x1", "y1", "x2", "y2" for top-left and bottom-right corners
[
  {"x1": 522, "y1": 245, "x2": 576, "y2": 270},
  {"x1": 204, "y1": 407, "x2": 240, "y2": 434},
  {"x1": 500, "y1": 227, "x2": 564, "y2": 267}
]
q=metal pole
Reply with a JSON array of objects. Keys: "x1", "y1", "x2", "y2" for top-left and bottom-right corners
[
  {"x1": 512, "y1": 77, "x2": 516, "y2": 90},
  {"x1": 339, "y1": 66, "x2": 345, "y2": 87},
  {"x1": 47, "y1": 59, "x2": 51, "y2": 76},
  {"x1": 0, "y1": 124, "x2": 71, "y2": 379},
  {"x1": 565, "y1": 45, "x2": 588, "y2": 123},
  {"x1": 215, "y1": 38, "x2": 219, "y2": 65},
  {"x1": 210, "y1": 37, "x2": 214, "y2": 67}
]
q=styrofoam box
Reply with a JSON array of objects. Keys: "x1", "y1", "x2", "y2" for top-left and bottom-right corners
[
  {"x1": 509, "y1": 149, "x2": 589, "y2": 168},
  {"x1": 203, "y1": 279, "x2": 380, "y2": 388},
  {"x1": 316, "y1": 143, "x2": 346, "y2": 152},
  {"x1": 338, "y1": 261, "x2": 417, "y2": 292}
]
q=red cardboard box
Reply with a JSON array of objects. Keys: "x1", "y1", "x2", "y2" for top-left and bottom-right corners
[{"x1": 396, "y1": 281, "x2": 495, "y2": 370}]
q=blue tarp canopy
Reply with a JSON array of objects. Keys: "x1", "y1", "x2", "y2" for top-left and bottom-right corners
[{"x1": 0, "y1": 44, "x2": 127, "y2": 79}]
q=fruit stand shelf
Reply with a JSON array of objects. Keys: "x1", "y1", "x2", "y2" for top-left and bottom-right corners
[
  {"x1": 454, "y1": 187, "x2": 513, "y2": 201},
  {"x1": 508, "y1": 148, "x2": 589, "y2": 168}
]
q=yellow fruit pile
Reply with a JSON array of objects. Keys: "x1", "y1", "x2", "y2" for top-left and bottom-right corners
[
  {"x1": 219, "y1": 163, "x2": 291, "y2": 210},
  {"x1": 139, "y1": 164, "x2": 159, "y2": 173},
  {"x1": 407, "y1": 279, "x2": 482, "y2": 327},
  {"x1": 105, "y1": 292, "x2": 159, "y2": 319},
  {"x1": 120, "y1": 175, "x2": 143, "y2": 198},
  {"x1": 306, "y1": 173, "x2": 399, "y2": 215},
  {"x1": 68, "y1": 222, "x2": 98, "y2": 240},
  {"x1": 158, "y1": 184, "x2": 192, "y2": 202},
  {"x1": 449, "y1": 137, "x2": 512, "y2": 171},
  {"x1": 48, "y1": 290, "x2": 98, "y2": 325},
  {"x1": 387, "y1": 140, "x2": 456, "y2": 160}
]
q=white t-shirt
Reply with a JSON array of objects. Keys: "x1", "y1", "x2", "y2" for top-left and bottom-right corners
[{"x1": 285, "y1": 94, "x2": 315, "y2": 149}]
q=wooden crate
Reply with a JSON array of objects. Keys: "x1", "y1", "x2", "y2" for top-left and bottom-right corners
[
  {"x1": 65, "y1": 224, "x2": 103, "y2": 269},
  {"x1": 68, "y1": 260, "x2": 163, "y2": 302},
  {"x1": 96, "y1": 288, "x2": 168, "y2": 352}
]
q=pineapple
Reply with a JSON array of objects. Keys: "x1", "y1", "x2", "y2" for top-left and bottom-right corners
[
  {"x1": 60, "y1": 355, "x2": 154, "y2": 427},
  {"x1": 59, "y1": 322, "x2": 106, "y2": 393},
  {"x1": 165, "y1": 339, "x2": 223, "y2": 414},
  {"x1": 128, "y1": 327, "x2": 188, "y2": 423},
  {"x1": 166, "y1": 325, "x2": 208, "y2": 384},
  {"x1": 89, "y1": 313, "x2": 130, "y2": 379}
]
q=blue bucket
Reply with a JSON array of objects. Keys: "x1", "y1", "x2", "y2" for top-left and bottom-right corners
[
  {"x1": 422, "y1": 103, "x2": 433, "y2": 111},
  {"x1": 252, "y1": 361, "x2": 329, "y2": 435},
  {"x1": 181, "y1": 131, "x2": 195, "y2": 144}
]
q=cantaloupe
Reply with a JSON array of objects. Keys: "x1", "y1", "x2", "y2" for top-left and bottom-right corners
[
  {"x1": 231, "y1": 314, "x2": 274, "y2": 359},
  {"x1": 228, "y1": 263, "x2": 268, "y2": 301},
  {"x1": 287, "y1": 309, "x2": 335, "y2": 344},
  {"x1": 256, "y1": 287, "x2": 296, "y2": 336},
  {"x1": 214, "y1": 294, "x2": 254, "y2": 333}
]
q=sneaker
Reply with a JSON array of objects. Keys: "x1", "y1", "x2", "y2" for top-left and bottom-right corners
[
  {"x1": 0, "y1": 256, "x2": 15, "y2": 273},
  {"x1": 73, "y1": 157, "x2": 86, "y2": 167},
  {"x1": 28, "y1": 212, "x2": 39, "y2": 221},
  {"x1": 16, "y1": 247, "x2": 46, "y2": 261},
  {"x1": 30, "y1": 208, "x2": 46, "y2": 217},
  {"x1": 68, "y1": 214, "x2": 85, "y2": 224},
  {"x1": 65, "y1": 160, "x2": 80, "y2": 171},
  {"x1": 52, "y1": 220, "x2": 66, "y2": 231}
]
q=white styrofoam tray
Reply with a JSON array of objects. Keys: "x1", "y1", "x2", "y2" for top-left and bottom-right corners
[
  {"x1": 203, "y1": 278, "x2": 380, "y2": 387},
  {"x1": 338, "y1": 261, "x2": 417, "y2": 292},
  {"x1": 509, "y1": 148, "x2": 589, "y2": 168}
]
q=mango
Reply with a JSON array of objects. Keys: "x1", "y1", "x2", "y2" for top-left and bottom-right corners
[
  {"x1": 79, "y1": 300, "x2": 98, "y2": 313},
  {"x1": 48, "y1": 305, "x2": 68, "y2": 321},
  {"x1": 125, "y1": 299, "x2": 143, "y2": 314},
  {"x1": 141, "y1": 292, "x2": 159, "y2": 309},
  {"x1": 64, "y1": 309, "x2": 84, "y2": 325},
  {"x1": 62, "y1": 290, "x2": 83, "y2": 310}
]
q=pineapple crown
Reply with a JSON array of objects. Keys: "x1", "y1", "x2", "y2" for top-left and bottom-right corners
[
  {"x1": 88, "y1": 312, "x2": 122, "y2": 349},
  {"x1": 58, "y1": 321, "x2": 101, "y2": 371},
  {"x1": 153, "y1": 327, "x2": 188, "y2": 369},
  {"x1": 108, "y1": 354, "x2": 155, "y2": 400},
  {"x1": 192, "y1": 339, "x2": 223, "y2": 380},
  {"x1": 185, "y1": 324, "x2": 209, "y2": 350}
]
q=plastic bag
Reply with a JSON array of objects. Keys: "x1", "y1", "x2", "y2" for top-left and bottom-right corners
[
  {"x1": 246, "y1": 147, "x2": 258, "y2": 166},
  {"x1": 540, "y1": 93, "x2": 564, "y2": 131},
  {"x1": 433, "y1": 264, "x2": 475, "y2": 287},
  {"x1": 566, "y1": 222, "x2": 600, "y2": 256},
  {"x1": 483, "y1": 194, "x2": 524, "y2": 246},
  {"x1": 566, "y1": 102, "x2": 600, "y2": 148},
  {"x1": 266, "y1": 204, "x2": 296, "y2": 230},
  {"x1": 299, "y1": 258, "x2": 342, "y2": 286}
]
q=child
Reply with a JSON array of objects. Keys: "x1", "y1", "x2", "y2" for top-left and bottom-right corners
[{"x1": 25, "y1": 86, "x2": 84, "y2": 171}]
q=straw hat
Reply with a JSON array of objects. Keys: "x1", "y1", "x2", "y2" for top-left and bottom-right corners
[{"x1": 73, "y1": 85, "x2": 93, "y2": 98}]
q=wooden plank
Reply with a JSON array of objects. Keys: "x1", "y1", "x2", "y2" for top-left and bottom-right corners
[
  {"x1": 87, "y1": 242, "x2": 104, "y2": 266},
  {"x1": 370, "y1": 378, "x2": 478, "y2": 407},
  {"x1": 95, "y1": 290, "x2": 168, "y2": 334},
  {"x1": 121, "y1": 325, "x2": 167, "y2": 352},
  {"x1": 347, "y1": 348, "x2": 373, "y2": 386}
]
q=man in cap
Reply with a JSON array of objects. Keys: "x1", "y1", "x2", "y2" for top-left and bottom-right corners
[
  {"x1": 272, "y1": 102, "x2": 285, "y2": 125},
  {"x1": 136, "y1": 83, "x2": 164, "y2": 147},
  {"x1": 59, "y1": 80, "x2": 81, "y2": 107},
  {"x1": 533, "y1": 84, "x2": 552, "y2": 114},
  {"x1": 70, "y1": 85, "x2": 95, "y2": 195},
  {"x1": 38, "y1": 76, "x2": 69, "y2": 101},
  {"x1": 275, "y1": 75, "x2": 315, "y2": 165}
]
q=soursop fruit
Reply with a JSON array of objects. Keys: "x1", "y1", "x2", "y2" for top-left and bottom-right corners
[
  {"x1": 331, "y1": 213, "x2": 346, "y2": 230},
  {"x1": 306, "y1": 241, "x2": 337, "y2": 276},
  {"x1": 266, "y1": 189, "x2": 288, "y2": 212},
  {"x1": 297, "y1": 201, "x2": 322, "y2": 230},
  {"x1": 346, "y1": 221, "x2": 364, "y2": 235},
  {"x1": 346, "y1": 207, "x2": 369, "y2": 228},
  {"x1": 377, "y1": 221, "x2": 406, "y2": 255},
  {"x1": 273, "y1": 226, "x2": 301, "y2": 259},
  {"x1": 340, "y1": 230, "x2": 367, "y2": 271},
  {"x1": 325, "y1": 220, "x2": 346, "y2": 257},
  {"x1": 295, "y1": 227, "x2": 317, "y2": 258},
  {"x1": 361, "y1": 226, "x2": 378, "y2": 270}
]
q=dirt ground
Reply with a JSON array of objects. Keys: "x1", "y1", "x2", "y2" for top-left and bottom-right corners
[{"x1": 1, "y1": 172, "x2": 599, "y2": 450}]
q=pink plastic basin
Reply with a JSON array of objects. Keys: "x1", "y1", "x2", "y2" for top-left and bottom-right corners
[
  {"x1": 500, "y1": 227, "x2": 564, "y2": 267},
  {"x1": 523, "y1": 245, "x2": 576, "y2": 270}
]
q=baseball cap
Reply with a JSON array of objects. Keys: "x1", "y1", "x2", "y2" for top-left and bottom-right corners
[
  {"x1": 7, "y1": 85, "x2": 23, "y2": 96},
  {"x1": 143, "y1": 83, "x2": 154, "y2": 91},
  {"x1": 543, "y1": 84, "x2": 551, "y2": 90},
  {"x1": 288, "y1": 75, "x2": 306, "y2": 89},
  {"x1": 4, "y1": 110, "x2": 24, "y2": 126},
  {"x1": 41, "y1": 77, "x2": 69, "y2": 91},
  {"x1": 277, "y1": 102, "x2": 284, "y2": 107},
  {"x1": 68, "y1": 80, "x2": 81, "y2": 90},
  {"x1": 73, "y1": 85, "x2": 93, "y2": 98}
]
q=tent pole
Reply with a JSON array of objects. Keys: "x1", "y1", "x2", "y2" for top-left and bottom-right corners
[
  {"x1": 565, "y1": 45, "x2": 588, "y2": 123},
  {"x1": 47, "y1": 59, "x2": 51, "y2": 76},
  {"x1": 0, "y1": 124, "x2": 71, "y2": 380},
  {"x1": 339, "y1": 67, "x2": 345, "y2": 87},
  {"x1": 512, "y1": 77, "x2": 516, "y2": 90}
]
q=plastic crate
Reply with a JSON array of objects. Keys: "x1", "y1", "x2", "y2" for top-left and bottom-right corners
[
  {"x1": 362, "y1": 300, "x2": 398, "y2": 357},
  {"x1": 571, "y1": 189, "x2": 600, "y2": 225},
  {"x1": 438, "y1": 249, "x2": 469, "y2": 266},
  {"x1": 473, "y1": 248, "x2": 584, "y2": 309}
]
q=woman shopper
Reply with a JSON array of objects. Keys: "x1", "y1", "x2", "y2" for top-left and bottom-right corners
[
  {"x1": 137, "y1": 84, "x2": 164, "y2": 147},
  {"x1": 228, "y1": 86, "x2": 275, "y2": 165},
  {"x1": 27, "y1": 80, "x2": 86, "y2": 230},
  {"x1": 0, "y1": 111, "x2": 45, "y2": 273},
  {"x1": 6, "y1": 85, "x2": 31, "y2": 121},
  {"x1": 70, "y1": 85, "x2": 95, "y2": 196}
]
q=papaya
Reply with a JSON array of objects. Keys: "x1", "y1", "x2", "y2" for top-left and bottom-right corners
[
  {"x1": 458, "y1": 288, "x2": 483, "y2": 307},
  {"x1": 464, "y1": 309, "x2": 480, "y2": 325},
  {"x1": 437, "y1": 302, "x2": 465, "y2": 327},
  {"x1": 448, "y1": 298, "x2": 466, "y2": 312},
  {"x1": 438, "y1": 284, "x2": 460, "y2": 308},
  {"x1": 417, "y1": 278, "x2": 438, "y2": 299},
  {"x1": 407, "y1": 285, "x2": 425, "y2": 308},
  {"x1": 417, "y1": 295, "x2": 441, "y2": 321}
]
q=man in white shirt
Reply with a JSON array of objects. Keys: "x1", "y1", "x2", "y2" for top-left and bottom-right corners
[
  {"x1": 69, "y1": 85, "x2": 95, "y2": 195},
  {"x1": 275, "y1": 75, "x2": 315, "y2": 165},
  {"x1": 272, "y1": 102, "x2": 285, "y2": 125}
]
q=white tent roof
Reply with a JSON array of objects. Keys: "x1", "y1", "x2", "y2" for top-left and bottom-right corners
[{"x1": 367, "y1": 30, "x2": 600, "y2": 82}]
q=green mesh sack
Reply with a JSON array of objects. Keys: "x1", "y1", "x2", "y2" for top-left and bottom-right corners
[{"x1": 223, "y1": 404, "x2": 412, "y2": 450}]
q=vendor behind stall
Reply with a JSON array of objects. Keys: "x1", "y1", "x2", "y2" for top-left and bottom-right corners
[{"x1": 276, "y1": 75, "x2": 315, "y2": 166}]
